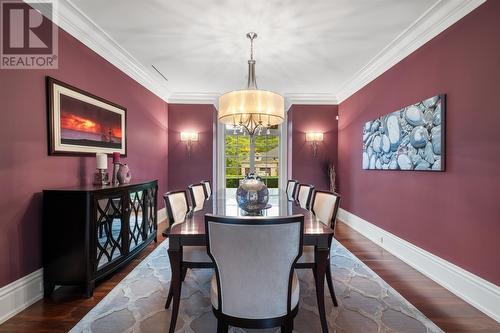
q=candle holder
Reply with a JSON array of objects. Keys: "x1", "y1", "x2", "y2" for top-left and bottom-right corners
[
  {"x1": 93, "y1": 169, "x2": 110, "y2": 186},
  {"x1": 93, "y1": 153, "x2": 110, "y2": 186}
]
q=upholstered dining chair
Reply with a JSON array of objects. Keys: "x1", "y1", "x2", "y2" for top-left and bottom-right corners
[
  {"x1": 205, "y1": 214, "x2": 304, "y2": 333},
  {"x1": 296, "y1": 184, "x2": 315, "y2": 210},
  {"x1": 286, "y1": 179, "x2": 299, "y2": 201},
  {"x1": 201, "y1": 180, "x2": 212, "y2": 198},
  {"x1": 163, "y1": 190, "x2": 213, "y2": 309},
  {"x1": 297, "y1": 190, "x2": 341, "y2": 307},
  {"x1": 163, "y1": 190, "x2": 189, "y2": 230},
  {"x1": 188, "y1": 183, "x2": 207, "y2": 211}
]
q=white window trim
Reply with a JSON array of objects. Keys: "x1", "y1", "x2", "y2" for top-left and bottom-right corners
[{"x1": 216, "y1": 112, "x2": 288, "y2": 191}]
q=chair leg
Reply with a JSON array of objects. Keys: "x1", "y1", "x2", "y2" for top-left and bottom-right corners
[
  {"x1": 165, "y1": 282, "x2": 173, "y2": 309},
  {"x1": 217, "y1": 318, "x2": 229, "y2": 333},
  {"x1": 281, "y1": 317, "x2": 293, "y2": 333},
  {"x1": 181, "y1": 267, "x2": 188, "y2": 282},
  {"x1": 326, "y1": 260, "x2": 338, "y2": 307}
]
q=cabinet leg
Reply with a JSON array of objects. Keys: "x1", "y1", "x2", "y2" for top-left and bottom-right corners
[
  {"x1": 85, "y1": 281, "x2": 95, "y2": 298},
  {"x1": 43, "y1": 281, "x2": 55, "y2": 298}
]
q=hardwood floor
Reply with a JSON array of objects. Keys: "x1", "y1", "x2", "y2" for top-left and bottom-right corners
[{"x1": 1, "y1": 221, "x2": 498, "y2": 332}]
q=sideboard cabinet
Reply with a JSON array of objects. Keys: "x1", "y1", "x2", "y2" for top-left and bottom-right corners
[{"x1": 43, "y1": 180, "x2": 158, "y2": 297}]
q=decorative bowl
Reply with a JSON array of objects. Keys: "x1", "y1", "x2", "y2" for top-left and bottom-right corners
[{"x1": 236, "y1": 176, "x2": 269, "y2": 213}]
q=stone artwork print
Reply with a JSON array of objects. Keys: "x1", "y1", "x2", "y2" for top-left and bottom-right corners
[{"x1": 362, "y1": 94, "x2": 445, "y2": 171}]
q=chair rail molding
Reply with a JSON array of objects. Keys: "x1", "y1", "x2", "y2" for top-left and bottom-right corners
[
  {"x1": 25, "y1": 0, "x2": 170, "y2": 101},
  {"x1": 338, "y1": 208, "x2": 500, "y2": 323},
  {"x1": 335, "y1": 0, "x2": 486, "y2": 102}
]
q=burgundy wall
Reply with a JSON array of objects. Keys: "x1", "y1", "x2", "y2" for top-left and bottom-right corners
[
  {"x1": 0, "y1": 28, "x2": 168, "y2": 287},
  {"x1": 167, "y1": 104, "x2": 216, "y2": 191},
  {"x1": 338, "y1": 1, "x2": 500, "y2": 284},
  {"x1": 288, "y1": 105, "x2": 338, "y2": 190}
]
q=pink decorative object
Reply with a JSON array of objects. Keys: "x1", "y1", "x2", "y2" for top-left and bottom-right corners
[
  {"x1": 112, "y1": 152, "x2": 121, "y2": 164},
  {"x1": 117, "y1": 164, "x2": 132, "y2": 184}
]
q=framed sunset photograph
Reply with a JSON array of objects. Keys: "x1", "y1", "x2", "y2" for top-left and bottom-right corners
[{"x1": 47, "y1": 77, "x2": 127, "y2": 156}]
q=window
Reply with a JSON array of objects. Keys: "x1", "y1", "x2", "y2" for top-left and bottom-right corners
[{"x1": 224, "y1": 125, "x2": 280, "y2": 188}]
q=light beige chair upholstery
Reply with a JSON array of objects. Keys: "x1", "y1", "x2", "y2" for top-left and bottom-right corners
[
  {"x1": 163, "y1": 190, "x2": 211, "y2": 264},
  {"x1": 206, "y1": 215, "x2": 304, "y2": 320},
  {"x1": 286, "y1": 180, "x2": 298, "y2": 200},
  {"x1": 189, "y1": 184, "x2": 206, "y2": 211},
  {"x1": 298, "y1": 191, "x2": 339, "y2": 263},
  {"x1": 201, "y1": 180, "x2": 211, "y2": 198},
  {"x1": 210, "y1": 270, "x2": 299, "y2": 311},
  {"x1": 312, "y1": 191, "x2": 339, "y2": 226},
  {"x1": 164, "y1": 191, "x2": 189, "y2": 226},
  {"x1": 297, "y1": 184, "x2": 314, "y2": 210}
]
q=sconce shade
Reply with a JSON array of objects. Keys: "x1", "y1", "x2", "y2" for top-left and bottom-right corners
[
  {"x1": 218, "y1": 89, "x2": 285, "y2": 133},
  {"x1": 306, "y1": 132, "x2": 324, "y2": 142},
  {"x1": 180, "y1": 132, "x2": 199, "y2": 142}
]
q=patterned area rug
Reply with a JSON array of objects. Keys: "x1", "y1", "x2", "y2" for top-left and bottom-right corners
[{"x1": 70, "y1": 240, "x2": 442, "y2": 333}]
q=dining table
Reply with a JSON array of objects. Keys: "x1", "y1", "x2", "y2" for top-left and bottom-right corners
[{"x1": 162, "y1": 189, "x2": 334, "y2": 333}]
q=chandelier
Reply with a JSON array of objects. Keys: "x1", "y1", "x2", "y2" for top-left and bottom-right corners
[{"x1": 218, "y1": 32, "x2": 285, "y2": 136}]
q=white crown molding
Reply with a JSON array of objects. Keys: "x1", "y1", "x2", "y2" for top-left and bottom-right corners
[
  {"x1": 168, "y1": 92, "x2": 339, "y2": 110},
  {"x1": 28, "y1": 0, "x2": 485, "y2": 106},
  {"x1": 167, "y1": 92, "x2": 220, "y2": 106},
  {"x1": 284, "y1": 93, "x2": 339, "y2": 110},
  {"x1": 335, "y1": 0, "x2": 486, "y2": 103},
  {"x1": 26, "y1": 0, "x2": 170, "y2": 101},
  {"x1": 338, "y1": 208, "x2": 500, "y2": 323}
]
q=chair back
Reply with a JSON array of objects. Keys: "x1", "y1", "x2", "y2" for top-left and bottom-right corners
[
  {"x1": 163, "y1": 190, "x2": 189, "y2": 227},
  {"x1": 286, "y1": 180, "x2": 298, "y2": 201},
  {"x1": 311, "y1": 191, "x2": 340, "y2": 229},
  {"x1": 297, "y1": 184, "x2": 314, "y2": 210},
  {"x1": 188, "y1": 184, "x2": 206, "y2": 211},
  {"x1": 201, "y1": 180, "x2": 212, "y2": 198},
  {"x1": 205, "y1": 214, "x2": 304, "y2": 319}
]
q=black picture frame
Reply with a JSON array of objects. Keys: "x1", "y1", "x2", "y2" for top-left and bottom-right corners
[{"x1": 47, "y1": 76, "x2": 127, "y2": 156}]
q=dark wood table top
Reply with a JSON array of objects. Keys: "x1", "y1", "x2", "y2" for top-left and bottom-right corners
[{"x1": 164, "y1": 190, "x2": 334, "y2": 239}]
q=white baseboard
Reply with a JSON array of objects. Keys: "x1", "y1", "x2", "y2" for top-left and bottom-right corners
[
  {"x1": 157, "y1": 207, "x2": 167, "y2": 225},
  {"x1": 338, "y1": 208, "x2": 500, "y2": 323},
  {"x1": 0, "y1": 208, "x2": 167, "y2": 325},
  {"x1": 0, "y1": 268, "x2": 43, "y2": 324}
]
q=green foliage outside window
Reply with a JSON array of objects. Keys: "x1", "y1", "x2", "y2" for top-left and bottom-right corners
[{"x1": 225, "y1": 133, "x2": 280, "y2": 188}]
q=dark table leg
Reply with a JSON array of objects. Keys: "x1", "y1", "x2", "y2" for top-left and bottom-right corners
[
  {"x1": 167, "y1": 247, "x2": 182, "y2": 333},
  {"x1": 315, "y1": 246, "x2": 330, "y2": 333}
]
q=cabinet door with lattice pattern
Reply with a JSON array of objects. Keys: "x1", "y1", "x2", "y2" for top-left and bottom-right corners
[
  {"x1": 144, "y1": 185, "x2": 158, "y2": 238},
  {"x1": 128, "y1": 189, "x2": 147, "y2": 251},
  {"x1": 94, "y1": 194, "x2": 126, "y2": 270}
]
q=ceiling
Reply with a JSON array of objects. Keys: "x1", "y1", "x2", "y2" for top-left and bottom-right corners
[{"x1": 71, "y1": 0, "x2": 440, "y2": 100}]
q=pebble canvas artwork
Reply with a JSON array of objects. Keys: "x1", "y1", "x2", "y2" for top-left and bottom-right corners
[{"x1": 362, "y1": 94, "x2": 445, "y2": 171}]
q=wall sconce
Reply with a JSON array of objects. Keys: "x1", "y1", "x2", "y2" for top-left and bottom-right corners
[
  {"x1": 305, "y1": 132, "x2": 323, "y2": 157},
  {"x1": 180, "y1": 131, "x2": 199, "y2": 158}
]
